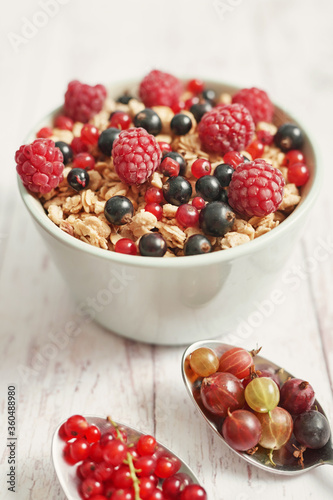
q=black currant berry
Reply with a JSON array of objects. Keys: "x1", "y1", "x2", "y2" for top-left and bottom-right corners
[
  {"x1": 162, "y1": 152, "x2": 186, "y2": 176},
  {"x1": 274, "y1": 123, "x2": 304, "y2": 152},
  {"x1": 163, "y1": 176, "x2": 192, "y2": 206},
  {"x1": 139, "y1": 233, "x2": 167, "y2": 257},
  {"x1": 67, "y1": 168, "x2": 89, "y2": 191},
  {"x1": 116, "y1": 94, "x2": 134, "y2": 104},
  {"x1": 55, "y1": 141, "x2": 73, "y2": 165},
  {"x1": 133, "y1": 108, "x2": 162, "y2": 136},
  {"x1": 104, "y1": 195, "x2": 134, "y2": 225},
  {"x1": 190, "y1": 102, "x2": 212, "y2": 123},
  {"x1": 219, "y1": 190, "x2": 229, "y2": 204},
  {"x1": 170, "y1": 114, "x2": 192, "y2": 135},
  {"x1": 184, "y1": 235, "x2": 212, "y2": 256},
  {"x1": 214, "y1": 163, "x2": 234, "y2": 187},
  {"x1": 196, "y1": 176, "x2": 221, "y2": 201},
  {"x1": 98, "y1": 128, "x2": 121, "y2": 156},
  {"x1": 202, "y1": 89, "x2": 216, "y2": 104},
  {"x1": 199, "y1": 201, "x2": 235, "y2": 237}
]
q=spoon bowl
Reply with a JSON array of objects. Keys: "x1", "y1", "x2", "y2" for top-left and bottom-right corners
[
  {"x1": 52, "y1": 415, "x2": 200, "y2": 499},
  {"x1": 182, "y1": 340, "x2": 333, "y2": 475}
]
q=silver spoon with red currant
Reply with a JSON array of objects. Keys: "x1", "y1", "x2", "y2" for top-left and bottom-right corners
[
  {"x1": 182, "y1": 340, "x2": 332, "y2": 475},
  {"x1": 52, "y1": 414, "x2": 207, "y2": 500}
]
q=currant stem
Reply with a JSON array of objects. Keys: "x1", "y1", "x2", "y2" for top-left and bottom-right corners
[
  {"x1": 127, "y1": 451, "x2": 142, "y2": 500},
  {"x1": 106, "y1": 416, "x2": 124, "y2": 443},
  {"x1": 106, "y1": 417, "x2": 142, "y2": 500}
]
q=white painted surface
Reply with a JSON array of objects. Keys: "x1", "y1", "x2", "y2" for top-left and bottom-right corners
[{"x1": 1, "y1": 0, "x2": 333, "y2": 499}]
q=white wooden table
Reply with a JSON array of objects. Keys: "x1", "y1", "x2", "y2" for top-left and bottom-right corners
[{"x1": 1, "y1": 1, "x2": 333, "y2": 498}]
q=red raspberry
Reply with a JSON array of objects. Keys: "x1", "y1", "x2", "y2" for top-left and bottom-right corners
[
  {"x1": 139, "y1": 70, "x2": 183, "y2": 108},
  {"x1": 64, "y1": 80, "x2": 107, "y2": 123},
  {"x1": 228, "y1": 159, "x2": 285, "y2": 217},
  {"x1": 112, "y1": 128, "x2": 162, "y2": 185},
  {"x1": 198, "y1": 104, "x2": 254, "y2": 155},
  {"x1": 232, "y1": 87, "x2": 274, "y2": 124},
  {"x1": 256, "y1": 129, "x2": 274, "y2": 145},
  {"x1": 15, "y1": 139, "x2": 64, "y2": 194}
]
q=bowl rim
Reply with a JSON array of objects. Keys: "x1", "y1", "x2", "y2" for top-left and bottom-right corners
[{"x1": 18, "y1": 78, "x2": 322, "y2": 269}]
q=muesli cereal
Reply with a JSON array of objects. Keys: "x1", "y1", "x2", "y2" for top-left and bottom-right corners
[{"x1": 15, "y1": 71, "x2": 310, "y2": 257}]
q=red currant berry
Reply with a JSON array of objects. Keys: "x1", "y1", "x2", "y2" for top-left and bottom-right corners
[
  {"x1": 94, "y1": 461, "x2": 114, "y2": 482},
  {"x1": 89, "y1": 442, "x2": 104, "y2": 463},
  {"x1": 78, "y1": 460, "x2": 97, "y2": 479},
  {"x1": 157, "y1": 142, "x2": 172, "y2": 154},
  {"x1": 110, "y1": 427, "x2": 128, "y2": 443},
  {"x1": 89, "y1": 496, "x2": 108, "y2": 500},
  {"x1": 109, "y1": 111, "x2": 132, "y2": 130},
  {"x1": 58, "y1": 423, "x2": 71, "y2": 441},
  {"x1": 160, "y1": 157, "x2": 180, "y2": 177},
  {"x1": 187, "y1": 79, "x2": 205, "y2": 95},
  {"x1": 162, "y1": 473, "x2": 192, "y2": 499},
  {"x1": 37, "y1": 126, "x2": 53, "y2": 138},
  {"x1": 145, "y1": 203, "x2": 163, "y2": 220},
  {"x1": 223, "y1": 151, "x2": 244, "y2": 168},
  {"x1": 176, "y1": 204, "x2": 199, "y2": 228},
  {"x1": 103, "y1": 440, "x2": 127, "y2": 466},
  {"x1": 54, "y1": 115, "x2": 74, "y2": 131},
  {"x1": 146, "y1": 489, "x2": 165, "y2": 500},
  {"x1": 112, "y1": 465, "x2": 133, "y2": 489},
  {"x1": 115, "y1": 238, "x2": 137, "y2": 255},
  {"x1": 171, "y1": 101, "x2": 185, "y2": 114},
  {"x1": 191, "y1": 159, "x2": 211, "y2": 178},
  {"x1": 137, "y1": 435, "x2": 157, "y2": 456},
  {"x1": 85, "y1": 425, "x2": 101, "y2": 444},
  {"x1": 146, "y1": 474, "x2": 158, "y2": 487},
  {"x1": 287, "y1": 162, "x2": 309, "y2": 186},
  {"x1": 256, "y1": 129, "x2": 273, "y2": 145},
  {"x1": 135, "y1": 455, "x2": 157, "y2": 477},
  {"x1": 104, "y1": 482, "x2": 116, "y2": 498},
  {"x1": 63, "y1": 443, "x2": 77, "y2": 465},
  {"x1": 155, "y1": 455, "x2": 181, "y2": 479},
  {"x1": 81, "y1": 478, "x2": 104, "y2": 499},
  {"x1": 180, "y1": 484, "x2": 207, "y2": 500},
  {"x1": 246, "y1": 140, "x2": 265, "y2": 160},
  {"x1": 283, "y1": 149, "x2": 305, "y2": 167},
  {"x1": 110, "y1": 490, "x2": 134, "y2": 500},
  {"x1": 70, "y1": 437, "x2": 90, "y2": 463},
  {"x1": 139, "y1": 477, "x2": 156, "y2": 499},
  {"x1": 192, "y1": 197, "x2": 205, "y2": 210},
  {"x1": 127, "y1": 447, "x2": 139, "y2": 460},
  {"x1": 71, "y1": 137, "x2": 89, "y2": 154},
  {"x1": 185, "y1": 96, "x2": 199, "y2": 110},
  {"x1": 73, "y1": 152, "x2": 95, "y2": 170},
  {"x1": 144, "y1": 187, "x2": 164, "y2": 204},
  {"x1": 99, "y1": 432, "x2": 115, "y2": 447},
  {"x1": 81, "y1": 124, "x2": 100, "y2": 146},
  {"x1": 65, "y1": 415, "x2": 89, "y2": 438}
]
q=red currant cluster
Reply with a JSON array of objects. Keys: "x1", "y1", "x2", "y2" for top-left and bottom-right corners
[
  {"x1": 186, "y1": 346, "x2": 330, "y2": 466},
  {"x1": 59, "y1": 415, "x2": 207, "y2": 500}
]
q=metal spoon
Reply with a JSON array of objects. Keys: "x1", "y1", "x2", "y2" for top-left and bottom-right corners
[
  {"x1": 52, "y1": 415, "x2": 200, "y2": 499},
  {"x1": 182, "y1": 340, "x2": 333, "y2": 475}
]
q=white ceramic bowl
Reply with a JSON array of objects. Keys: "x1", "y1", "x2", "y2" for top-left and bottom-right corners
[{"x1": 18, "y1": 80, "x2": 321, "y2": 345}]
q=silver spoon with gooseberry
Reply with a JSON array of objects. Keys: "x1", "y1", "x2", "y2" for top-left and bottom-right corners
[
  {"x1": 52, "y1": 415, "x2": 206, "y2": 500},
  {"x1": 181, "y1": 340, "x2": 333, "y2": 475}
]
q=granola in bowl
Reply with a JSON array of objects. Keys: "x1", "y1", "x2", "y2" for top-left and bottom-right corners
[{"x1": 15, "y1": 71, "x2": 309, "y2": 258}]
